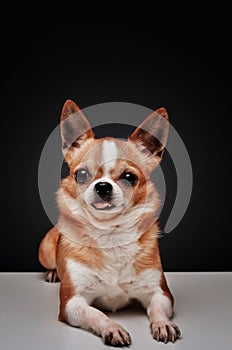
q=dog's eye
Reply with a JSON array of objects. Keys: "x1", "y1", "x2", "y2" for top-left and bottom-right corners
[
  {"x1": 74, "y1": 168, "x2": 89, "y2": 183},
  {"x1": 120, "y1": 172, "x2": 138, "y2": 186}
]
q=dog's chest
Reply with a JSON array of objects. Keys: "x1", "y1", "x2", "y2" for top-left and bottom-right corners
[
  {"x1": 103, "y1": 245, "x2": 137, "y2": 285},
  {"x1": 67, "y1": 244, "x2": 137, "y2": 288},
  {"x1": 66, "y1": 243, "x2": 161, "y2": 311}
]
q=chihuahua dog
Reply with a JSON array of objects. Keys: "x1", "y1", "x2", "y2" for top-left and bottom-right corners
[{"x1": 38, "y1": 100, "x2": 181, "y2": 346}]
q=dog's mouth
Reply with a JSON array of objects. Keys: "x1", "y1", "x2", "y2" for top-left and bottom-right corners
[{"x1": 92, "y1": 201, "x2": 115, "y2": 211}]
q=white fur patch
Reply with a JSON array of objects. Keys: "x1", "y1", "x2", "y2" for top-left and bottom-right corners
[
  {"x1": 102, "y1": 140, "x2": 118, "y2": 175},
  {"x1": 66, "y1": 295, "x2": 88, "y2": 326},
  {"x1": 66, "y1": 255, "x2": 162, "y2": 312},
  {"x1": 148, "y1": 292, "x2": 173, "y2": 320}
]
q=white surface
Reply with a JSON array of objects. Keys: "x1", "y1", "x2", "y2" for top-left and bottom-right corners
[{"x1": 0, "y1": 272, "x2": 231, "y2": 350}]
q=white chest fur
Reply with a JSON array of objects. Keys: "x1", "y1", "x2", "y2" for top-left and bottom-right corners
[{"x1": 66, "y1": 244, "x2": 162, "y2": 312}]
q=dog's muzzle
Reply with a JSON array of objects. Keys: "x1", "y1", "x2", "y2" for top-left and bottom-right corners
[{"x1": 92, "y1": 182, "x2": 114, "y2": 210}]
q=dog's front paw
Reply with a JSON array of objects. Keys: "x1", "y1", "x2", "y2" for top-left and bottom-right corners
[
  {"x1": 102, "y1": 323, "x2": 132, "y2": 347},
  {"x1": 150, "y1": 320, "x2": 181, "y2": 343}
]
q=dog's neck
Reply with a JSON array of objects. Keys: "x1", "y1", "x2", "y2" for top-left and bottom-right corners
[{"x1": 57, "y1": 203, "x2": 158, "y2": 249}]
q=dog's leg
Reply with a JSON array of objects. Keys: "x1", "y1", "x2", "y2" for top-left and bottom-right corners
[
  {"x1": 59, "y1": 293, "x2": 132, "y2": 347},
  {"x1": 137, "y1": 272, "x2": 181, "y2": 343},
  {"x1": 38, "y1": 227, "x2": 60, "y2": 283}
]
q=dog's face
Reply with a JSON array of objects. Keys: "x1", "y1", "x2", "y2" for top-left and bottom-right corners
[{"x1": 58, "y1": 100, "x2": 169, "y2": 220}]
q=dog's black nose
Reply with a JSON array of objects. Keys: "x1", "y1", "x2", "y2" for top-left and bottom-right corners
[{"x1": 95, "y1": 182, "x2": 113, "y2": 201}]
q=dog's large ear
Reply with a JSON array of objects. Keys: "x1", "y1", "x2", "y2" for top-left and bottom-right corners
[
  {"x1": 60, "y1": 99, "x2": 94, "y2": 155},
  {"x1": 129, "y1": 107, "x2": 169, "y2": 162}
]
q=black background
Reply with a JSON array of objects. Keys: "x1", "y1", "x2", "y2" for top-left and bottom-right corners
[{"x1": 1, "y1": 5, "x2": 230, "y2": 272}]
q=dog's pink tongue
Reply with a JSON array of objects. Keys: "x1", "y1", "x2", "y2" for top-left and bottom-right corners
[{"x1": 94, "y1": 201, "x2": 111, "y2": 209}]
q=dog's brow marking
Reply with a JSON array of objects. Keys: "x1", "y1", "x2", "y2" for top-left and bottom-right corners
[{"x1": 102, "y1": 140, "x2": 118, "y2": 175}]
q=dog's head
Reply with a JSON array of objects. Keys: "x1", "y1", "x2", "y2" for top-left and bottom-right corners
[{"x1": 58, "y1": 100, "x2": 169, "y2": 221}]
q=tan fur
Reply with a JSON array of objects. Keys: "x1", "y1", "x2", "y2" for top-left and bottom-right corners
[
  {"x1": 38, "y1": 227, "x2": 60, "y2": 270},
  {"x1": 134, "y1": 223, "x2": 162, "y2": 274},
  {"x1": 56, "y1": 234, "x2": 105, "y2": 278}
]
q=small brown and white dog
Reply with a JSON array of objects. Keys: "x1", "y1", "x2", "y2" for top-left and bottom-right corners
[{"x1": 38, "y1": 99, "x2": 181, "y2": 346}]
